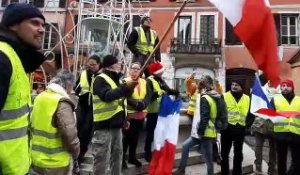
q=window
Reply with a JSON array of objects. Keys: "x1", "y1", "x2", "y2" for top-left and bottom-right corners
[
  {"x1": 225, "y1": 19, "x2": 242, "y2": 45},
  {"x1": 177, "y1": 16, "x2": 192, "y2": 44},
  {"x1": 43, "y1": 23, "x2": 58, "y2": 50},
  {"x1": 45, "y1": 0, "x2": 59, "y2": 7},
  {"x1": 280, "y1": 14, "x2": 299, "y2": 45},
  {"x1": 199, "y1": 15, "x2": 215, "y2": 44}
]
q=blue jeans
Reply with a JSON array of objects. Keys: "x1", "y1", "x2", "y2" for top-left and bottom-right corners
[
  {"x1": 178, "y1": 137, "x2": 202, "y2": 170},
  {"x1": 201, "y1": 138, "x2": 214, "y2": 175}
]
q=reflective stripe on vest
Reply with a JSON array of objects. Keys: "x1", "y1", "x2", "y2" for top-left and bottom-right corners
[
  {"x1": 274, "y1": 95, "x2": 300, "y2": 135},
  {"x1": 135, "y1": 26, "x2": 156, "y2": 55},
  {"x1": 92, "y1": 73, "x2": 123, "y2": 122},
  {"x1": 147, "y1": 76, "x2": 164, "y2": 113},
  {"x1": 202, "y1": 95, "x2": 217, "y2": 138},
  {"x1": 79, "y1": 70, "x2": 90, "y2": 96},
  {"x1": 31, "y1": 90, "x2": 71, "y2": 168},
  {"x1": 224, "y1": 92, "x2": 250, "y2": 126},
  {"x1": 0, "y1": 104, "x2": 29, "y2": 120},
  {"x1": 187, "y1": 92, "x2": 198, "y2": 115},
  {"x1": 0, "y1": 42, "x2": 31, "y2": 174},
  {"x1": 125, "y1": 77, "x2": 147, "y2": 113}
]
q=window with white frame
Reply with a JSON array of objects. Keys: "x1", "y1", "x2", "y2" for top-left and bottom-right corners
[
  {"x1": 199, "y1": 15, "x2": 215, "y2": 44},
  {"x1": 177, "y1": 16, "x2": 192, "y2": 44},
  {"x1": 281, "y1": 14, "x2": 299, "y2": 45},
  {"x1": 45, "y1": 0, "x2": 59, "y2": 7},
  {"x1": 43, "y1": 23, "x2": 58, "y2": 50}
]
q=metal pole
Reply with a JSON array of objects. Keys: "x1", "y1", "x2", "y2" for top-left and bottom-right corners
[{"x1": 139, "y1": 0, "x2": 188, "y2": 75}]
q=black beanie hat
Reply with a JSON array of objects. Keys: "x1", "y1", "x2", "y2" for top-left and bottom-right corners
[
  {"x1": 102, "y1": 54, "x2": 118, "y2": 68},
  {"x1": 1, "y1": 3, "x2": 45, "y2": 27},
  {"x1": 140, "y1": 16, "x2": 151, "y2": 25}
]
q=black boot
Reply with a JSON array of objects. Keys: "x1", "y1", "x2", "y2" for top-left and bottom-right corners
[{"x1": 128, "y1": 158, "x2": 142, "y2": 167}]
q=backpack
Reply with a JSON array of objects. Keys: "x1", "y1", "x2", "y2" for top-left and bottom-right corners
[{"x1": 214, "y1": 95, "x2": 228, "y2": 132}]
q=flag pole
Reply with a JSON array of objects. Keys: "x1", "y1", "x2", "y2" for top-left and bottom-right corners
[{"x1": 139, "y1": 0, "x2": 188, "y2": 75}]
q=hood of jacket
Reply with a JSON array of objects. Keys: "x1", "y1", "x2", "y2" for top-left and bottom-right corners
[
  {"x1": 0, "y1": 25, "x2": 45, "y2": 73},
  {"x1": 202, "y1": 90, "x2": 221, "y2": 100}
]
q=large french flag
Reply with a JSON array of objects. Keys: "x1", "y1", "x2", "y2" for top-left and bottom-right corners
[
  {"x1": 209, "y1": 0, "x2": 280, "y2": 87},
  {"x1": 148, "y1": 95, "x2": 183, "y2": 175}
]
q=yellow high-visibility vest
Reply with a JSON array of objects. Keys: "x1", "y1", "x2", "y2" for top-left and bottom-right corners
[
  {"x1": 274, "y1": 95, "x2": 300, "y2": 135},
  {"x1": 79, "y1": 70, "x2": 90, "y2": 96},
  {"x1": 187, "y1": 91, "x2": 198, "y2": 116},
  {"x1": 202, "y1": 95, "x2": 217, "y2": 138},
  {"x1": 125, "y1": 77, "x2": 147, "y2": 113},
  {"x1": 31, "y1": 90, "x2": 71, "y2": 168},
  {"x1": 135, "y1": 26, "x2": 157, "y2": 55},
  {"x1": 147, "y1": 76, "x2": 165, "y2": 113},
  {"x1": 224, "y1": 92, "x2": 250, "y2": 126},
  {"x1": 0, "y1": 41, "x2": 31, "y2": 174},
  {"x1": 92, "y1": 73, "x2": 123, "y2": 122}
]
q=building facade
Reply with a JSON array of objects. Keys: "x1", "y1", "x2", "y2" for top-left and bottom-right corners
[{"x1": 2, "y1": 0, "x2": 298, "y2": 94}]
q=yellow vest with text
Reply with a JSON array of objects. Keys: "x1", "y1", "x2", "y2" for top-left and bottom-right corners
[
  {"x1": 92, "y1": 73, "x2": 123, "y2": 122},
  {"x1": 202, "y1": 95, "x2": 217, "y2": 138},
  {"x1": 147, "y1": 76, "x2": 165, "y2": 113},
  {"x1": 0, "y1": 42, "x2": 31, "y2": 174},
  {"x1": 224, "y1": 92, "x2": 250, "y2": 126},
  {"x1": 79, "y1": 70, "x2": 90, "y2": 96},
  {"x1": 125, "y1": 77, "x2": 147, "y2": 113},
  {"x1": 135, "y1": 26, "x2": 157, "y2": 55},
  {"x1": 31, "y1": 90, "x2": 71, "y2": 168},
  {"x1": 273, "y1": 95, "x2": 300, "y2": 135},
  {"x1": 187, "y1": 91, "x2": 198, "y2": 116}
]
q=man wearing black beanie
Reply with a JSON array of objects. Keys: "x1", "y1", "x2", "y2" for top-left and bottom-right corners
[
  {"x1": 127, "y1": 16, "x2": 161, "y2": 77},
  {"x1": 91, "y1": 54, "x2": 138, "y2": 174},
  {"x1": 0, "y1": 3, "x2": 46, "y2": 174}
]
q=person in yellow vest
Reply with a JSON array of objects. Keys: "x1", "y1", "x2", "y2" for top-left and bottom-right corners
[
  {"x1": 271, "y1": 79, "x2": 300, "y2": 175},
  {"x1": 74, "y1": 55, "x2": 101, "y2": 163},
  {"x1": 91, "y1": 55, "x2": 138, "y2": 175},
  {"x1": 30, "y1": 71, "x2": 80, "y2": 175},
  {"x1": 221, "y1": 80, "x2": 254, "y2": 175},
  {"x1": 185, "y1": 73, "x2": 198, "y2": 117},
  {"x1": 127, "y1": 16, "x2": 161, "y2": 77},
  {"x1": 0, "y1": 4, "x2": 47, "y2": 174},
  {"x1": 122, "y1": 62, "x2": 152, "y2": 168},
  {"x1": 144, "y1": 62, "x2": 179, "y2": 162},
  {"x1": 196, "y1": 75, "x2": 223, "y2": 175}
]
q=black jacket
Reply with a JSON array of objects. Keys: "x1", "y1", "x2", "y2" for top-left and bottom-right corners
[
  {"x1": 127, "y1": 26, "x2": 161, "y2": 62},
  {"x1": 74, "y1": 69, "x2": 100, "y2": 106},
  {"x1": 197, "y1": 90, "x2": 222, "y2": 137},
  {"x1": 0, "y1": 25, "x2": 45, "y2": 112},
  {"x1": 146, "y1": 75, "x2": 179, "y2": 113},
  {"x1": 92, "y1": 69, "x2": 131, "y2": 129}
]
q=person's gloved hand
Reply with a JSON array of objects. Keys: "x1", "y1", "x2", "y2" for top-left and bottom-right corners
[
  {"x1": 136, "y1": 101, "x2": 146, "y2": 111},
  {"x1": 151, "y1": 92, "x2": 160, "y2": 101},
  {"x1": 123, "y1": 81, "x2": 138, "y2": 97}
]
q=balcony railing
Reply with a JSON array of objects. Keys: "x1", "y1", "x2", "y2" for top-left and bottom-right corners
[{"x1": 170, "y1": 38, "x2": 221, "y2": 55}]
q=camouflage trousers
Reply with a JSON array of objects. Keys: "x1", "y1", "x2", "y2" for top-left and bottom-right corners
[{"x1": 92, "y1": 128, "x2": 123, "y2": 175}]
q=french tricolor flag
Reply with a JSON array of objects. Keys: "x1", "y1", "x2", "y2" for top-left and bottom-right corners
[
  {"x1": 250, "y1": 76, "x2": 285, "y2": 122},
  {"x1": 250, "y1": 76, "x2": 300, "y2": 123},
  {"x1": 209, "y1": 0, "x2": 280, "y2": 87},
  {"x1": 148, "y1": 95, "x2": 183, "y2": 175}
]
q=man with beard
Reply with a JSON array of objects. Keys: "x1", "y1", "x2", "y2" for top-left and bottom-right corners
[
  {"x1": 0, "y1": 4, "x2": 47, "y2": 174},
  {"x1": 271, "y1": 79, "x2": 300, "y2": 175},
  {"x1": 127, "y1": 16, "x2": 161, "y2": 77},
  {"x1": 221, "y1": 80, "x2": 254, "y2": 175}
]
